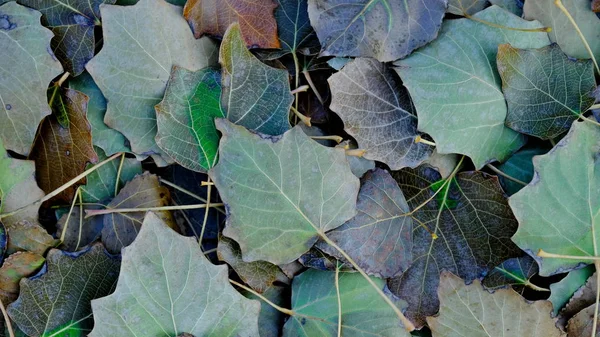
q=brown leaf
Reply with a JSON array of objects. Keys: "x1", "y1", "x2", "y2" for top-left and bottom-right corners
[
  {"x1": 6, "y1": 220, "x2": 60, "y2": 256},
  {"x1": 559, "y1": 272, "x2": 597, "y2": 328},
  {"x1": 593, "y1": 0, "x2": 600, "y2": 12},
  {"x1": 567, "y1": 303, "x2": 599, "y2": 337},
  {"x1": 102, "y1": 173, "x2": 175, "y2": 254},
  {"x1": 0, "y1": 251, "x2": 44, "y2": 305},
  {"x1": 29, "y1": 88, "x2": 98, "y2": 203},
  {"x1": 183, "y1": 0, "x2": 280, "y2": 49}
]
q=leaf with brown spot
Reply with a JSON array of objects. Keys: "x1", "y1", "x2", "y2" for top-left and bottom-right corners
[
  {"x1": 29, "y1": 88, "x2": 98, "y2": 203},
  {"x1": 0, "y1": 251, "x2": 44, "y2": 305},
  {"x1": 183, "y1": 0, "x2": 280, "y2": 49},
  {"x1": 6, "y1": 220, "x2": 59, "y2": 256}
]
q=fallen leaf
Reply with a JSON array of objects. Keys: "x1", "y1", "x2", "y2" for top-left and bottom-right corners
[
  {"x1": 567, "y1": 303, "x2": 599, "y2": 337},
  {"x1": 549, "y1": 266, "x2": 595, "y2": 316},
  {"x1": 307, "y1": 0, "x2": 446, "y2": 62},
  {"x1": 496, "y1": 146, "x2": 549, "y2": 196},
  {"x1": 6, "y1": 220, "x2": 59, "y2": 256},
  {"x1": 447, "y1": 0, "x2": 488, "y2": 15},
  {"x1": 0, "y1": 251, "x2": 44, "y2": 305},
  {"x1": 498, "y1": 43, "x2": 596, "y2": 139},
  {"x1": 482, "y1": 255, "x2": 540, "y2": 291},
  {"x1": 210, "y1": 119, "x2": 359, "y2": 265},
  {"x1": 183, "y1": 0, "x2": 280, "y2": 49},
  {"x1": 274, "y1": 0, "x2": 318, "y2": 55},
  {"x1": 89, "y1": 212, "x2": 261, "y2": 337},
  {"x1": 56, "y1": 206, "x2": 104, "y2": 252},
  {"x1": 220, "y1": 23, "x2": 293, "y2": 136},
  {"x1": 329, "y1": 58, "x2": 432, "y2": 170},
  {"x1": 86, "y1": 0, "x2": 217, "y2": 161},
  {"x1": 155, "y1": 66, "x2": 224, "y2": 172},
  {"x1": 490, "y1": 0, "x2": 523, "y2": 15},
  {"x1": 558, "y1": 272, "x2": 597, "y2": 327},
  {"x1": 7, "y1": 243, "x2": 120, "y2": 337},
  {"x1": 428, "y1": 271, "x2": 565, "y2": 337},
  {"x1": 0, "y1": 2, "x2": 63, "y2": 155},
  {"x1": 395, "y1": 6, "x2": 550, "y2": 168},
  {"x1": 317, "y1": 168, "x2": 413, "y2": 278},
  {"x1": 241, "y1": 286, "x2": 288, "y2": 337}
]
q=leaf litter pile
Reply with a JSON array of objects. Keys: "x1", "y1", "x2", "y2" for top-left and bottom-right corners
[{"x1": 0, "y1": 0, "x2": 600, "y2": 336}]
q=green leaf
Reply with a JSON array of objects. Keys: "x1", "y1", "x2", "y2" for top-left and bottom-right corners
[
  {"x1": 498, "y1": 43, "x2": 597, "y2": 139},
  {"x1": 89, "y1": 212, "x2": 261, "y2": 337},
  {"x1": 395, "y1": 6, "x2": 550, "y2": 168},
  {"x1": 220, "y1": 23, "x2": 293, "y2": 136},
  {"x1": 101, "y1": 173, "x2": 173, "y2": 254},
  {"x1": 558, "y1": 272, "x2": 597, "y2": 327},
  {"x1": 274, "y1": 0, "x2": 319, "y2": 54},
  {"x1": 0, "y1": 2, "x2": 63, "y2": 155},
  {"x1": 7, "y1": 244, "x2": 120, "y2": 337},
  {"x1": 389, "y1": 166, "x2": 521, "y2": 327},
  {"x1": 496, "y1": 146, "x2": 550, "y2": 195},
  {"x1": 210, "y1": 119, "x2": 359, "y2": 265},
  {"x1": 524, "y1": 0, "x2": 600, "y2": 60},
  {"x1": 427, "y1": 272, "x2": 564, "y2": 337},
  {"x1": 282, "y1": 269, "x2": 410, "y2": 337},
  {"x1": 490, "y1": 0, "x2": 523, "y2": 16},
  {"x1": 328, "y1": 58, "x2": 432, "y2": 170},
  {"x1": 447, "y1": 0, "x2": 488, "y2": 15},
  {"x1": 69, "y1": 72, "x2": 131, "y2": 156},
  {"x1": 549, "y1": 265, "x2": 595, "y2": 316},
  {"x1": 510, "y1": 121, "x2": 600, "y2": 275},
  {"x1": 155, "y1": 66, "x2": 224, "y2": 172},
  {"x1": 482, "y1": 255, "x2": 539, "y2": 290},
  {"x1": 6, "y1": 0, "x2": 115, "y2": 75},
  {"x1": 317, "y1": 168, "x2": 413, "y2": 278},
  {"x1": 86, "y1": 0, "x2": 217, "y2": 162},
  {"x1": 241, "y1": 286, "x2": 287, "y2": 337},
  {"x1": 307, "y1": 0, "x2": 447, "y2": 62}
]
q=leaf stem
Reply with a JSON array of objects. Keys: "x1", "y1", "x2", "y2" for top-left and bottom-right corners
[
  {"x1": 199, "y1": 177, "x2": 213, "y2": 249},
  {"x1": 229, "y1": 279, "x2": 294, "y2": 316},
  {"x1": 310, "y1": 135, "x2": 344, "y2": 143},
  {"x1": 60, "y1": 187, "x2": 81, "y2": 243},
  {"x1": 114, "y1": 153, "x2": 125, "y2": 197},
  {"x1": 485, "y1": 164, "x2": 528, "y2": 186},
  {"x1": 290, "y1": 85, "x2": 309, "y2": 95},
  {"x1": 302, "y1": 70, "x2": 325, "y2": 105},
  {"x1": 335, "y1": 262, "x2": 342, "y2": 337},
  {"x1": 537, "y1": 249, "x2": 600, "y2": 260},
  {"x1": 84, "y1": 203, "x2": 224, "y2": 218},
  {"x1": 56, "y1": 72, "x2": 70, "y2": 87},
  {"x1": 580, "y1": 115, "x2": 600, "y2": 127},
  {"x1": 158, "y1": 178, "x2": 225, "y2": 214},
  {"x1": 463, "y1": 12, "x2": 551, "y2": 33},
  {"x1": 345, "y1": 149, "x2": 366, "y2": 157},
  {"x1": 290, "y1": 106, "x2": 312, "y2": 126},
  {"x1": 415, "y1": 135, "x2": 436, "y2": 147},
  {"x1": 589, "y1": 104, "x2": 600, "y2": 111}
]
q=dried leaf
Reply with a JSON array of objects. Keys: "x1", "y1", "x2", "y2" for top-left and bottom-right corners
[
  {"x1": 6, "y1": 220, "x2": 59, "y2": 256},
  {"x1": 0, "y1": 251, "x2": 44, "y2": 305}
]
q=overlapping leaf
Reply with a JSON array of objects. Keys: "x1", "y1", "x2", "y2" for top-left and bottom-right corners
[
  {"x1": 282, "y1": 269, "x2": 410, "y2": 336},
  {"x1": 496, "y1": 146, "x2": 549, "y2": 195},
  {"x1": 86, "y1": 0, "x2": 217, "y2": 162},
  {"x1": 0, "y1": 2, "x2": 63, "y2": 155},
  {"x1": 498, "y1": 43, "x2": 596, "y2": 139},
  {"x1": 549, "y1": 265, "x2": 595, "y2": 316},
  {"x1": 8, "y1": 244, "x2": 120, "y2": 337},
  {"x1": 307, "y1": 0, "x2": 446, "y2": 62},
  {"x1": 220, "y1": 23, "x2": 293, "y2": 136},
  {"x1": 511, "y1": 121, "x2": 600, "y2": 275},
  {"x1": 155, "y1": 66, "x2": 224, "y2": 172},
  {"x1": 89, "y1": 212, "x2": 261, "y2": 337},
  {"x1": 184, "y1": 0, "x2": 280, "y2": 49},
  {"x1": 210, "y1": 119, "x2": 359, "y2": 265},
  {"x1": 389, "y1": 165, "x2": 521, "y2": 327},
  {"x1": 0, "y1": 251, "x2": 44, "y2": 305},
  {"x1": 317, "y1": 168, "x2": 413, "y2": 278},
  {"x1": 6, "y1": 220, "x2": 59, "y2": 255},
  {"x1": 395, "y1": 6, "x2": 550, "y2": 168},
  {"x1": 482, "y1": 255, "x2": 540, "y2": 291},
  {"x1": 329, "y1": 58, "x2": 432, "y2": 170},
  {"x1": 29, "y1": 88, "x2": 98, "y2": 203},
  {"x1": 447, "y1": 0, "x2": 487, "y2": 15},
  {"x1": 427, "y1": 272, "x2": 564, "y2": 337},
  {"x1": 275, "y1": 0, "x2": 318, "y2": 55}
]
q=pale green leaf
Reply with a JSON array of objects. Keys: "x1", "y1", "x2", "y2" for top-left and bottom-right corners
[{"x1": 549, "y1": 265, "x2": 594, "y2": 316}]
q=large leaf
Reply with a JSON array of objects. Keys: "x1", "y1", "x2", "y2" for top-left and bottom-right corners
[
  {"x1": 395, "y1": 6, "x2": 550, "y2": 168},
  {"x1": 328, "y1": 58, "x2": 432, "y2": 170},
  {"x1": 69, "y1": 72, "x2": 131, "y2": 156},
  {"x1": 7, "y1": 244, "x2": 120, "y2": 337},
  {"x1": 0, "y1": 2, "x2": 63, "y2": 155},
  {"x1": 498, "y1": 43, "x2": 596, "y2": 139},
  {"x1": 220, "y1": 23, "x2": 293, "y2": 136},
  {"x1": 274, "y1": 0, "x2": 318, "y2": 54},
  {"x1": 6, "y1": 0, "x2": 115, "y2": 76},
  {"x1": 388, "y1": 166, "x2": 521, "y2": 327},
  {"x1": 549, "y1": 265, "x2": 595, "y2": 316},
  {"x1": 183, "y1": 0, "x2": 280, "y2": 49},
  {"x1": 86, "y1": 0, "x2": 217, "y2": 161},
  {"x1": 155, "y1": 66, "x2": 224, "y2": 172},
  {"x1": 283, "y1": 269, "x2": 409, "y2": 336},
  {"x1": 210, "y1": 119, "x2": 359, "y2": 265},
  {"x1": 102, "y1": 173, "x2": 173, "y2": 254},
  {"x1": 511, "y1": 121, "x2": 600, "y2": 275},
  {"x1": 29, "y1": 88, "x2": 98, "y2": 203},
  {"x1": 307, "y1": 0, "x2": 446, "y2": 62},
  {"x1": 524, "y1": 0, "x2": 600, "y2": 60},
  {"x1": 427, "y1": 271, "x2": 564, "y2": 337},
  {"x1": 89, "y1": 212, "x2": 261, "y2": 337},
  {"x1": 317, "y1": 168, "x2": 413, "y2": 278}
]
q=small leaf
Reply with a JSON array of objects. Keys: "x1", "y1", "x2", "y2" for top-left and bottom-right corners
[
  {"x1": 317, "y1": 168, "x2": 413, "y2": 278},
  {"x1": 210, "y1": 119, "x2": 359, "y2": 265},
  {"x1": 482, "y1": 255, "x2": 539, "y2": 290},
  {"x1": 282, "y1": 269, "x2": 410, "y2": 336},
  {"x1": 427, "y1": 271, "x2": 564, "y2": 337},
  {"x1": 0, "y1": 251, "x2": 45, "y2": 305},
  {"x1": 496, "y1": 146, "x2": 549, "y2": 195},
  {"x1": 102, "y1": 173, "x2": 174, "y2": 254},
  {"x1": 89, "y1": 212, "x2": 261, "y2": 337},
  {"x1": 0, "y1": 2, "x2": 63, "y2": 155},
  {"x1": 307, "y1": 0, "x2": 446, "y2": 62},
  {"x1": 29, "y1": 88, "x2": 98, "y2": 203},
  {"x1": 498, "y1": 43, "x2": 596, "y2": 139},
  {"x1": 183, "y1": 0, "x2": 280, "y2": 49},
  {"x1": 510, "y1": 121, "x2": 600, "y2": 275},
  {"x1": 274, "y1": 0, "x2": 318, "y2": 54},
  {"x1": 217, "y1": 236, "x2": 289, "y2": 293},
  {"x1": 86, "y1": 0, "x2": 217, "y2": 161},
  {"x1": 6, "y1": 220, "x2": 59, "y2": 256},
  {"x1": 559, "y1": 272, "x2": 597, "y2": 327},
  {"x1": 220, "y1": 23, "x2": 293, "y2": 136},
  {"x1": 549, "y1": 265, "x2": 595, "y2": 316},
  {"x1": 7, "y1": 243, "x2": 120, "y2": 337},
  {"x1": 155, "y1": 66, "x2": 224, "y2": 172},
  {"x1": 329, "y1": 58, "x2": 432, "y2": 170}
]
